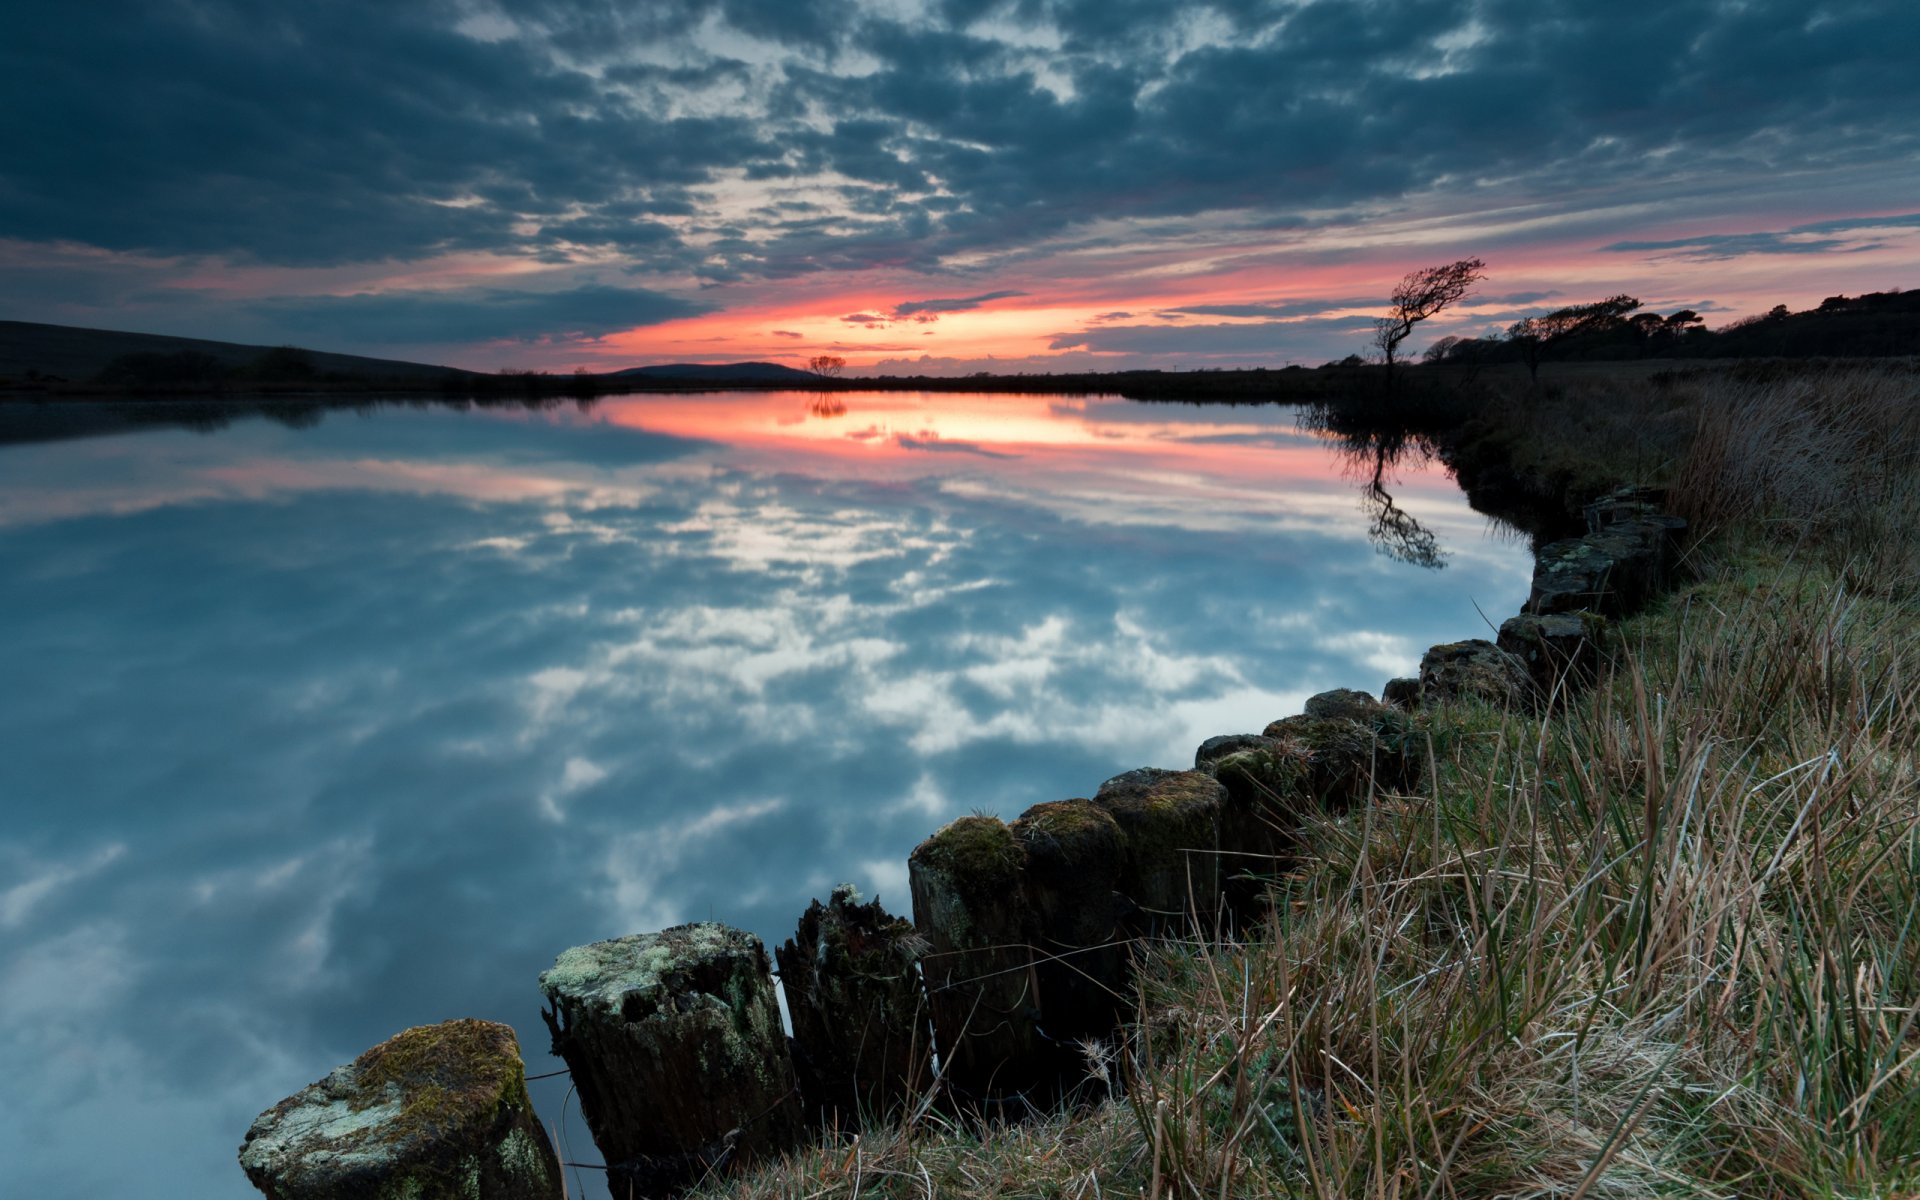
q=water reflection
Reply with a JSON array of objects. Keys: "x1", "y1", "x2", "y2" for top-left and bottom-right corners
[{"x1": 0, "y1": 392, "x2": 1529, "y2": 1199}]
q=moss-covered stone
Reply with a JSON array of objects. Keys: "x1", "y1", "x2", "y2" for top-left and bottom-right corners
[
  {"x1": 908, "y1": 816, "x2": 1041, "y2": 1096},
  {"x1": 1417, "y1": 639, "x2": 1531, "y2": 709},
  {"x1": 1011, "y1": 800, "x2": 1128, "y2": 1046},
  {"x1": 238, "y1": 1019, "x2": 560, "y2": 1200},
  {"x1": 1193, "y1": 732, "x2": 1275, "y2": 772},
  {"x1": 1382, "y1": 676, "x2": 1421, "y2": 709},
  {"x1": 1302, "y1": 688, "x2": 1382, "y2": 722},
  {"x1": 1260, "y1": 705, "x2": 1424, "y2": 805},
  {"x1": 1092, "y1": 768, "x2": 1225, "y2": 931},
  {"x1": 539, "y1": 924, "x2": 801, "y2": 1197},
  {"x1": 1210, "y1": 747, "x2": 1313, "y2": 918}
]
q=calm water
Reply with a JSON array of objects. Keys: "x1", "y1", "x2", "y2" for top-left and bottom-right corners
[{"x1": 0, "y1": 391, "x2": 1529, "y2": 1197}]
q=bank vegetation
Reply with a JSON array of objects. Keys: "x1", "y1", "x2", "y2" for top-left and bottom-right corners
[{"x1": 688, "y1": 363, "x2": 1919, "y2": 1200}]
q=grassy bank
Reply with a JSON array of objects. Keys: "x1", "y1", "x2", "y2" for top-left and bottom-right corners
[{"x1": 693, "y1": 365, "x2": 1918, "y2": 1200}]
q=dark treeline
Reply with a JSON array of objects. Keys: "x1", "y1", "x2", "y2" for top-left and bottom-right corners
[{"x1": 1426, "y1": 286, "x2": 1920, "y2": 376}]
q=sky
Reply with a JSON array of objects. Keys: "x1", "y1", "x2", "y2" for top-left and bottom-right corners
[{"x1": 4, "y1": 0, "x2": 1918, "y2": 373}]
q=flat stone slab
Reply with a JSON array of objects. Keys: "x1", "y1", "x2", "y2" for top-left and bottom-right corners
[{"x1": 239, "y1": 1018, "x2": 560, "y2": 1200}]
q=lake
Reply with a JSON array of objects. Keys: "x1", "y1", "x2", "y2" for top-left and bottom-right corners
[{"x1": 0, "y1": 389, "x2": 1530, "y2": 1197}]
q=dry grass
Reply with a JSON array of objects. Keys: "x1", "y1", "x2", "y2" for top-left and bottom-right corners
[{"x1": 701, "y1": 365, "x2": 1919, "y2": 1200}]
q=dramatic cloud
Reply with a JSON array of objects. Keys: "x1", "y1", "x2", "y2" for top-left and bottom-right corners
[
  {"x1": 243, "y1": 285, "x2": 713, "y2": 345},
  {"x1": 2, "y1": 0, "x2": 1917, "y2": 362},
  {"x1": 1603, "y1": 213, "x2": 1920, "y2": 260}
]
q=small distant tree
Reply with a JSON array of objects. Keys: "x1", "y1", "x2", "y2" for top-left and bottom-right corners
[
  {"x1": 807, "y1": 354, "x2": 846, "y2": 380},
  {"x1": 1372, "y1": 258, "x2": 1487, "y2": 390}
]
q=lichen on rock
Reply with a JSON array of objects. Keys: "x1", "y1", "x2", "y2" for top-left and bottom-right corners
[{"x1": 238, "y1": 1018, "x2": 560, "y2": 1200}]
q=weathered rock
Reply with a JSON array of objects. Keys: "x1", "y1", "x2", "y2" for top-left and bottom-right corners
[
  {"x1": 776, "y1": 884, "x2": 930, "y2": 1128},
  {"x1": 1382, "y1": 676, "x2": 1421, "y2": 709},
  {"x1": 1194, "y1": 733, "x2": 1275, "y2": 772},
  {"x1": 539, "y1": 924, "x2": 803, "y2": 1198},
  {"x1": 908, "y1": 815, "x2": 1043, "y2": 1097},
  {"x1": 1262, "y1": 706, "x2": 1424, "y2": 804},
  {"x1": 1417, "y1": 639, "x2": 1531, "y2": 708},
  {"x1": 1302, "y1": 687, "x2": 1382, "y2": 722},
  {"x1": 239, "y1": 1018, "x2": 561, "y2": 1200},
  {"x1": 1011, "y1": 800, "x2": 1130, "y2": 1046},
  {"x1": 1092, "y1": 768, "x2": 1226, "y2": 933},
  {"x1": 1497, "y1": 611, "x2": 1608, "y2": 695}
]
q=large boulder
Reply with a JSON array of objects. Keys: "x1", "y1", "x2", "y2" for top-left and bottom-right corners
[{"x1": 239, "y1": 1019, "x2": 561, "y2": 1200}]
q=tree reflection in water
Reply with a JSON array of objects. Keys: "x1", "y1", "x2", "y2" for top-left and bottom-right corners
[{"x1": 1300, "y1": 401, "x2": 1448, "y2": 570}]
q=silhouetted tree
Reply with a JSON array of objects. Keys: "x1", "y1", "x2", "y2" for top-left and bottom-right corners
[
  {"x1": 1505, "y1": 294, "x2": 1641, "y2": 382},
  {"x1": 807, "y1": 355, "x2": 846, "y2": 380},
  {"x1": 1372, "y1": 258, "x2": 1486, "y2": 391}
]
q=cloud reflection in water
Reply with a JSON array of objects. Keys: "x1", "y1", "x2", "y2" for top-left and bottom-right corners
[{"x1": 0, "y1": 391, "x2": 1529, "y2": 1198}]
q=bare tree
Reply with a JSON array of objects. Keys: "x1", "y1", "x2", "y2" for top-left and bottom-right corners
[
  {"x1": 1372, "y1": 258, "x2": 1486, "y2": 390},
  {"x1": 807, "y1": 354, "x2": 846, "y2": 380}
]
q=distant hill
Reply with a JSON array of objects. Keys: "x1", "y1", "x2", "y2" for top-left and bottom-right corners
[
  {"x1": 0, "y1": 320, "x2": 474, "y2": 383},
  {"x1": 611, "y1": 361, "x2": 819, "y2": 382}
]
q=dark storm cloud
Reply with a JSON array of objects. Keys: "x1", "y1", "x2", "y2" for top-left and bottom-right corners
[
  {"x1": 242, "y1": 285, "x2": 712, "y2": 344},
  {"x1": 1162, "y1": 297, "x2": 1376, "y2": 319},
  {"x1": 892, "y1": 290, "x2": 1029, "y2": 317},
  {"x1": 3, "y1": 0, "x2": 1919, "y2": 302},
  {"x1": 1602, "y1": 213, "x2": 1920, "y2": 260}
]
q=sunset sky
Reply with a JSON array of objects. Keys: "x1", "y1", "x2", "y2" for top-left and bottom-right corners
[{"x1": 5, "y1": 0, "x2": 1917, "y2": 373}]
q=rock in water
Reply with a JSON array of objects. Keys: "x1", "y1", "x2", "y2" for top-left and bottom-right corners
[
  {"x1": 908, "y1": 814, "x2": 1042, "y2": 1097},
  {"x1": 776, "y1": 884, "x2": 931, "y2": 1127},
  {"x1": 238, "y1": 1018, "x2": 561, "y2": 1200},
  {"x1": 539, "y1": 923, "x2": 803, "y2": 1198}
]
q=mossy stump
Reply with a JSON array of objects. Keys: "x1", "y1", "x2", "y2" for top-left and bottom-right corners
[
  {"x1": 775, "y1": 884, "x2": 930, "y2": 1128},
  {"x1": 1193, "y1": 733, "x2": 1274, "y2": 772},
  {"x1": 1264, "y1": 703, "x2": 1423, "y2": 806},
  {"x1": 238, "y1": 1018, "x2": 561, "y2": 1200},
  {"x1": 1092, "y1": 768, "x2": 1225, "y2": 933},
  {"x1": 908, "y1": 815, "x2": 1042, "y2": 1098},
  {"x1": 538, "y1": 923, "x2": 802, "y2": 1198},
  {"x1": 1210, "y1": 747, "x2": 1313, "y2": 916},
  {"x1": 1011, "y1": 799, "x2": 1130, "y2": 1047},
  {"x1": 1417, "y1": 639, "x2": 1530, "y2": 708}
]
